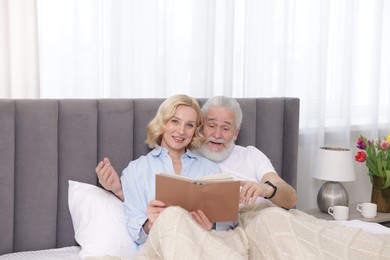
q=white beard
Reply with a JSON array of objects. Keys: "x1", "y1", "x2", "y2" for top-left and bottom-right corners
[{"x1": 200, "y1": 137, "x2": 234, "y2": 162}]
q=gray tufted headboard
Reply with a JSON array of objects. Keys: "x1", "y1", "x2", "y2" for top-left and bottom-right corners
[{"x1": 0, "y1": 97, "x2": 299, "y2": 255}]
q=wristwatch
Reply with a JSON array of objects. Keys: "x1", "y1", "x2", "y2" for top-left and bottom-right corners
[{"x1": 264, "y1": 180, "x2": 277, "y2": 199}]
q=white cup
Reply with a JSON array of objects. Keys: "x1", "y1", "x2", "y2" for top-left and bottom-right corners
[
  {"x1": 328, "y1": 205, "x2": 349, "y2": 220},
  {"x1": 357, "y1": 202, "x2": 377, "y2": 218}
]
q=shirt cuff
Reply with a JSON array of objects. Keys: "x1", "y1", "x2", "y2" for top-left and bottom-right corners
[
  {"x1": 215, "y1": 220, "x2": 238, "y2": 231},
  {"x1": 136, "y1": 225, "x2": 149, "y2": 245}
]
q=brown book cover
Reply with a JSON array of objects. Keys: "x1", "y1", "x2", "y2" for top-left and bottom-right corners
[{"x1": 155, "y1": 173, "x2": 241, "y2": 222}]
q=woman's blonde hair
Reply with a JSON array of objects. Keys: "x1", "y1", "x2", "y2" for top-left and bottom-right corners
[{"x1": 146, "y1": 94, "x2": 204, "y2": 150}]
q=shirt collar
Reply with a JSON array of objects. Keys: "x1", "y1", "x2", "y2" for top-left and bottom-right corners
[
  {"x1": 151, "y1": 146, "x2": 198, "y2": 159},
  {"x1": 151, "y1": 146, "x2": 165, "y2": 156}
]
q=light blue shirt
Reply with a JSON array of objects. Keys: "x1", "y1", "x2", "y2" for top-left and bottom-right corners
[{"x1": 121, "y1": 146, "x2": 226, "y2": 245}]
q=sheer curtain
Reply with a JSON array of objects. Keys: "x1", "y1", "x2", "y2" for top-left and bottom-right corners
[
  {"x1": 0, "y1": 0, "x2": 40, "y2": 98},
  {"x1": 3, "y1": 0, "x2": 390, "y2": 210}
]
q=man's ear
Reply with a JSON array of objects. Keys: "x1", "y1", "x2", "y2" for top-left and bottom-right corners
[{"x1": 233, "y1": 128, "x2": 240, "y2": 141}]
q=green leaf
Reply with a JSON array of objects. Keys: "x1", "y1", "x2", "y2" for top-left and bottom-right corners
[
  {"x1": 384, "y1": 170, "x2": 390, "y2": 189},
  {"x1": 377, "y1": 155, "x2": 383, "y2": 176}
]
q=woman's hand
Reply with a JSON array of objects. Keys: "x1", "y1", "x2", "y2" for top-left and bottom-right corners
[
  {"x1": 191, "y1": 210, "x2": 213, "y2": 231},
  {"x1": 144, "y1": 200, "x2": 166, "y2": 234},
  {"x1": 95, "y1": 157, "x2": 123, "y2": 201}
]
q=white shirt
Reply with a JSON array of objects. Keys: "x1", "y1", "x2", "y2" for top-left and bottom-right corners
[
  {"x1": 218, "y1": 145, "x2": 276, "y2": 204},
  {"x1": 218, "y1": 145, "x2": 276, "y2": 182}
]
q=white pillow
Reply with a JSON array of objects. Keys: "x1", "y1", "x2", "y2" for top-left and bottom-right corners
[{"x1": 68, "y1": 180, "x2": 138, "y2": 259}]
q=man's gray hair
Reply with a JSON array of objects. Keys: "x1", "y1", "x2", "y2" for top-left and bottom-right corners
[{"x1": 201, "y1": 96, "x2": 243, "y2": 129}]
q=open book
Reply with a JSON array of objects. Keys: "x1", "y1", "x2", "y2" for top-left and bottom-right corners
[{"x1": 155, "y1": 173, "x2": 241, "y2": 222}]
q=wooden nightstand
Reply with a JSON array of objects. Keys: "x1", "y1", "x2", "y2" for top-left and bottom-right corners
[{"x1": 304, "y1": 202, "x2": 390, "y2": 226}]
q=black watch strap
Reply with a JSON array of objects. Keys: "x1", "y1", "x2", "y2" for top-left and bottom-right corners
[{"x1": 264, "y1": 180, "x2": 277, "y2": 199}]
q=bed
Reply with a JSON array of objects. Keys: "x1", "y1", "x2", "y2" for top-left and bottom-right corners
[{"x1": 0, "y1": 97, "x2": 298, "y2": 259}]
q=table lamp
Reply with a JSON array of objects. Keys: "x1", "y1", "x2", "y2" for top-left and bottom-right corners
[{"x1": 312, "y1": 147, "x2": 356, "y2": 213}]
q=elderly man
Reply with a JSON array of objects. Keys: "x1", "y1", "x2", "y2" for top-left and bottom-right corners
[
  {"x1": 199, "y1": 96, "x2": 296, "y2": 209},
  {"x1": 96, "y1": 96, "x2": 296, "y2": 209}
]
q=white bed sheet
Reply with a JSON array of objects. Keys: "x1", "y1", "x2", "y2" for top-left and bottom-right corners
[
  {"x1": 335, "y1": 219, "x2": 390, "y2": 234},
  {"x1": 0, "y1": 246, "x2": 80, "y2": 260}
]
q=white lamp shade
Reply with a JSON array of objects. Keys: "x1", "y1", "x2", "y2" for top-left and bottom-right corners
[{"x1": 312, "y1": 147, "x2": 356, "y2": 182}]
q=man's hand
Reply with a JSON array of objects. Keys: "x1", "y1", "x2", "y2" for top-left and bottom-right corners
[
  {"x1": 240, "y1": 180, "x2": 273, "y2": 205},
  {"x1": 240, "y1": 173, "x2": 298, "y2": 209},
  {"x1": 144, "y1": 200, "x2": 166, "y2": 234},
  {"x1": 95, "y1": 157, "x2": 124, "y2": 201},
  {"x1": 191, "y1": 210, "x2": 213, "y2": 231}
]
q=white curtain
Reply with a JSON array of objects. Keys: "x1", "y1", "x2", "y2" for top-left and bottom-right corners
[
  {"x1": 0, "y1": 0, "x2": 40, "y2": 98},
  {"x1": 2, "y1": 0, "x2": 390, "y2": 210}
]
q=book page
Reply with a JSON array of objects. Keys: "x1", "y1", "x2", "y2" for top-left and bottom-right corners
[
  {"x1": 197, "y1": 173, "x2": 233, "y2": 182},
  {"x1": 157, "y1": 172, "x2": 233, "y2": 183},
  {"x1": 157, "y1": 173, "x2": 194, "y2": 182}
]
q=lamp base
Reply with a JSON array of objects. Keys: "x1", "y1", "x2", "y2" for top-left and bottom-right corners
[{"x1": 317, "y1": 181, "x2": 349, "y2": 213}]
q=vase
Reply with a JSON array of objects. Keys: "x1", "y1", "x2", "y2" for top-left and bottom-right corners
[{"x1": 371, "y1": 175, "x2": 390, "y2": 213}]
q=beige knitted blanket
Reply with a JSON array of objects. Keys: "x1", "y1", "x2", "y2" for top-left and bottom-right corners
[{"x1": 134, "y1": 203, "x2": 390, "y2": 260}]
